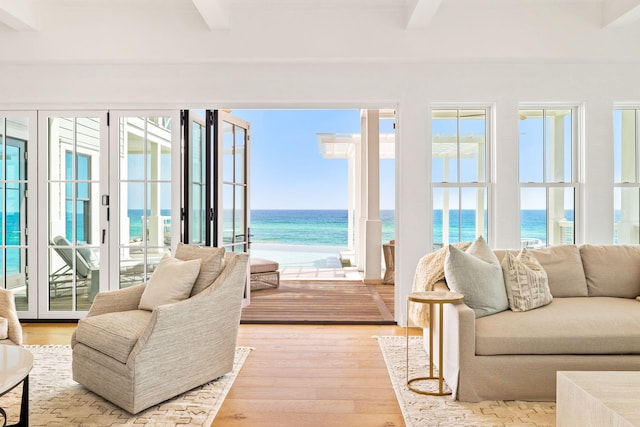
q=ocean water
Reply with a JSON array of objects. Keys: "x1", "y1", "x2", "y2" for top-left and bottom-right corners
[{"x1": 1, "y1": 209, "x2": 573, "y2": 274}]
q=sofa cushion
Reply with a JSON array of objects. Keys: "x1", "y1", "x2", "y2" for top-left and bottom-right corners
[
  {"x1": 0, "y1": 317, "x2": 7, "y2": 340},
  {"x1": 139, "y1": 254, "x2": 201, "y2": 311},
  {"x1": 175, "y1": 243, "x2": 226, "y2": 296},
  {"x1": 530, "y1": 245, "x2": 588, "y2": 297},
  {"x1": 475, "y1": 297, "x2": 640, "y2": 355},
  {"x1": 501, "y1": 248, "x2": 552, "y2": 312},
  {"x1": 445, "y1": 236, "x2": 508, "y2": 318},
  {"x1": 580, "y1": 244, "x2": 640, "y2": 298},
  {"x1": 75, "y1": 310, "x2": 152, "y2": 363}
]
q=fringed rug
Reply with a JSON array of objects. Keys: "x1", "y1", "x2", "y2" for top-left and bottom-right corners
[
  {"x1": 0, "y1": 345, "x2": 253, "y2": 426},
  {"x1": 377, "y1": 336, "x2": 556, "y2": 427}
]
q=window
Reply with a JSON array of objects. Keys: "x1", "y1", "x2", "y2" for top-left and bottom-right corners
[
  {"x1": 519, "y1": 108, "x2": 577, "y2": 248},
  {"x1": 613, "y1": 108, "x2": 640, "y2": 244},
  {"x1": 431, "y1": 108, "x2": 489, "y2": 249}
]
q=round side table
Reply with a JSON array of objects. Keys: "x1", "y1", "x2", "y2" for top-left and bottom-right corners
[{"x1": 406, "y1": 290, "x2": 464, "y2": 396}]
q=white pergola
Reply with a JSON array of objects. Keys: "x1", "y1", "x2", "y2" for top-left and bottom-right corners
[{"x1": 317, "y1": 109, "x2": 395, "y2": 283}]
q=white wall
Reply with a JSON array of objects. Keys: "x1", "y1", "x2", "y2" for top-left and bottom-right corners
[{"x1": 0, "y1": 61, "x2": 638, "y2": 324}]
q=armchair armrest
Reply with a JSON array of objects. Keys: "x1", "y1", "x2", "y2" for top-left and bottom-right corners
[
  {"x1": 87, "y1": 284, "x2": 146, "y2": 317},
  {"x1": 0, "y1": 288, "x2": 22, "y2": 345}
]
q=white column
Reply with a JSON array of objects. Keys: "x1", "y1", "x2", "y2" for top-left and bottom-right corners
[
  {"x1": 356, "y1": 113, "x2": 367, "y2": 270},
  {"x1": 347, "y1": 150, "x2": 355, "y2": 250},
  {"x1": 364, "y1": 109, "x2": 382, "y2": 284}
]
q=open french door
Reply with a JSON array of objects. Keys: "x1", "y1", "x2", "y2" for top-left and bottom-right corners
[{"x1": 183, "y1": 110, "x2": 251, "y2": 305}]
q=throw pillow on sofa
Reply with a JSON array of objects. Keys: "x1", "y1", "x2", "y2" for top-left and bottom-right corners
[
  {"x1": 502, "y1": 248, "x2": 553, "y2": 312},
  {"x1": 445, "y1": 236, "x2": 508, "y2": 318},
  {"x1": 139, "y1": 254, "x2": 202, "y2": 311}
]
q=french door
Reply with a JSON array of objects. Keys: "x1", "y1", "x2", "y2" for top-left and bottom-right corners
[
  {"x1": 36, "y1": 111, "x2": 181, "y2": 319},
  {"x1": 0, "y1": 113, "x2": 37, "y2": 318},
  {"x1": 184, "y1": 110, "x2": 251, "y2": 304},
  {"x1": 38, "y1": 112, "x2": 109, "y2": 318},
  {"x1": 108, "y1": 112, "x2": 181, "y2": 295}
]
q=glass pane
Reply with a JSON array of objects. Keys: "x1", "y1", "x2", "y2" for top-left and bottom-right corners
[
  {"x1": 520, "y1": 187, "x2": 547, "y2": 247},
  {"x1": 191, "y1": 183, "x2": 204, "y2": 244},
  {"x1": 545, "y1": 110, "x2": 572, "y2": 183},
  {"x1": 119, "y1": 247, "x2": 148, "y2": 289},
  {"x1": 122, "y1": 118, "x2": 145, "y2": 181},
  {"x1": 191, "y1": 122, "x2": 204, "y2": 181},
  {"x1": 146, "y1": 182, "x2": 171, "y2": 248},
  {"x1": 433, "y1": 187, "x2": 461, "y2": 247},
  {"x1": 460, "y1": 187, "x2": 487, "y2": 241},
  {"x1": 432, "y1": 111, "x2": 458, "y2": 182},
  {"x1": 614, "y1": 109, "x2": 637, "y2": 183},
  {"x1": 159, "y1": 136, "x2": 172, "y2": 181},
  {"x1": 459, "y1": 110, "x2": 486, "y2": 183},
  {"x1": 519, "y1": 110, "x2": 544, "y2": 182},
  {"x1": 614, "y1": 187, "x2": 640, "y2": 244},
  {"x1": 123, "y1": 182, "x2": 145, "y2": 244},
  {"x1": 235, "y1": 185, "x2": 245, "y2": 242},
  {"x1": 222, "y1": 183, "x2": 234, "y2": 245},
  {"x1": 235, "y1": 127, "x2": 246, "y2": 185},
  {"x1": 0, "y1": 187, "x2": 3, "y2": 245},
  {"x1": 222, "y1": 121, "x2": 234, "y2": 183},
  {"x1": 548, "y1": 187, "x2": 574, "y2": 245}
]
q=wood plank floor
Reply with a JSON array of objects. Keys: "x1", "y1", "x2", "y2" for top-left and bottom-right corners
[
  {"x1": 21, "y1": 323, "x2": 421, "y2": 427},
  {"x1": 241, "y1": 280, "x2": 396, "y2": 324}
]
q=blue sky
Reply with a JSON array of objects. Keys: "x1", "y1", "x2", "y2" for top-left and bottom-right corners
[{"x1": 232, "y1": 109, "x2": 395, "y2": 210}]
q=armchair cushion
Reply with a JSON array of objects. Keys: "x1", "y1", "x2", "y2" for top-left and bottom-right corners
[
  {"x1": 139, "y1": 255, "x2": 201, "y2": 311},
  {"x1": 175, "y1": 243, "x2": 226, "y2": 296},
  {"x1": 0, "y1": 317, "x2": 7, "y2": 340},
  {"x1": 75, "y1": 310, "x2": 152, "y2": 363}
]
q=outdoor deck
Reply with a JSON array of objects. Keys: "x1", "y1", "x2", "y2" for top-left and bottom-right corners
[{"x1": 241, "y1": 279, "x2": 395, "y2": 324}]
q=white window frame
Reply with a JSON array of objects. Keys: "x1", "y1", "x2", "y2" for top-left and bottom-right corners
[
  {"x1": 430, "y1": 105, "x2": 493, "y2": 247},
  {"x1": 613, "y1": 106, "x2": 640, "y2": 244},
  {"x1": 518, "y1": 105, "x2": 581, "y2": 247}
]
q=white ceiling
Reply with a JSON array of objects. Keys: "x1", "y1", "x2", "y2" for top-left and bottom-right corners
[{"x1": 0, "y1": 0, "x2": 639, "y2": 64}]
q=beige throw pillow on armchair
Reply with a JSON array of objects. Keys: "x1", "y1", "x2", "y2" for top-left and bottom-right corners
[
  {"x1": 175, "y1": 243, "x2": 226, "y2": 296},
  {"x1": 139, "y1": 255, "x2": 202, "y2": 311}
]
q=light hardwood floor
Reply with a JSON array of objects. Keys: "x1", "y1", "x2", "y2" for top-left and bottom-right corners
[{"x1": 21, "y1": 323, "x2": 421, "y2": 427}]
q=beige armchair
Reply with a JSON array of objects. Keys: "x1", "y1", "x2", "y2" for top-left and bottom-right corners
[
  {"x1": 0, "y1": 288, "x2": 22, "y2": 345},
  {"x1": 71, "y1": 251, "x2": 249, "y2": 414}
]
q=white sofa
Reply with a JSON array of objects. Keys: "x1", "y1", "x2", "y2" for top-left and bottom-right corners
[{"x1": 426, "y1": 244, "x2": 640, "y2": 402}]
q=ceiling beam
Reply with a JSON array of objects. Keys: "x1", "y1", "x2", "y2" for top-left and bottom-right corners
[
  {"x1": 0, "y1": 0, "x2": 40, "y2": 31},
  {"x1": 405, "y1": 0, "x2": 443, "y2": 30},
  {"x1": 190, "y1": 0, "x2": 231, "y2": 30},
  {"x1": 602, "y1": 0, "x2": 640, "y2": 28}
]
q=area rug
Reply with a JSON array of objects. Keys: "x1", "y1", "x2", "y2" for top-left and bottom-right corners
[
  {"x1": 377, "y1": 336, "x2": 556, "y2": 427},
  {"x1": 0, "y1": 345, "x2": 253, "y2": 426}
]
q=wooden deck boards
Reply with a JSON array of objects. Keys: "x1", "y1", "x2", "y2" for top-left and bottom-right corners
[{"x1": 241, "y1": 280, "x2": 396, "y2": 324}]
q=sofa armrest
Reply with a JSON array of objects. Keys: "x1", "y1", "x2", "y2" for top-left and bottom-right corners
[
  {"x1": 0, "y1": 288, "x2": 22, "y2": 345},
  {"x1": 87, "y1": 284, "x2": 146, "y2": 317},
  {"x1": 432, "y1": 300, "x2": 476, "y2": 399}
]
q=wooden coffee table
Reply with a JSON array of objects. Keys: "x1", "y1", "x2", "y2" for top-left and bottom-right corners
[
  {"x1": 0, "y1": 345, "x2": 33, "y2": 427},
  {"x1": 557, "y1": 371, "x2": 640, "y2": 427}
]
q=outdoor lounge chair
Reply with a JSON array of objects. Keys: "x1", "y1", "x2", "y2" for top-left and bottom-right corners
[
  {"x1": 250, "y1": 258, "x2": 280, "y2": 291},
  {"x1": 50, "y1": 235, "x2": 99, "y2": 301}
]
